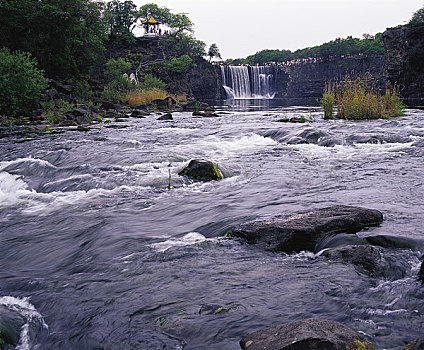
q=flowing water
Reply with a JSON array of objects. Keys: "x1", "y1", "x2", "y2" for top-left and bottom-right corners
[
  {"x1": 1, "y1": 101, "x2": 424, "y2": 349},
  {"x1": 221, "y1": 66, "x2": 276, "y2": 99}
]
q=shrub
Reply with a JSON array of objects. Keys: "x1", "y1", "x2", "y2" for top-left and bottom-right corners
[
  {"x1": 104, "y1": 58, "x2": 132, "y2": 81},
  {"x1": 140, "y1": 74, "x2": 167, "y2": 90},
  {"x1": 165, "y1": 55, "x2": 193, "y2": 73},
  {"x1": 75, "y1": 79, "x2": 93, "y2": 100},
  {"x1": 0, "y1": 48, "x2": 48, "y2": 117},
  {"x1": 321, "y1": 74, "x2": 404, "y2": 120},
  {"x1": 41, "y1": 99, "x2": 74, "y2": 125}
]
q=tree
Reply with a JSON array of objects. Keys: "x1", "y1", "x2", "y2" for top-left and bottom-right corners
[
  {"x1": 208, "y1": 43, "x2": 221, "y2": 62},
  {"x1": 104, "y1": 0, "x2": 138, "y2": 41},
  {"x1": 0, "y1": 48, "x2": 48, "y2": 117},
  {"x1": 138, "y1": 3, "x2": 193, "y2": 35},
  {"x1": 0, "y1": 0, "x2": 106, "y2": 79}
]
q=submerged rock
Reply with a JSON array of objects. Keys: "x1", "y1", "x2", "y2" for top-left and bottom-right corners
[
  {"x1": 178, "y1": 159, "x2": 222, "y2": 181},
  {"x1": 192, "y1": 111, "x2": 220, "y2": 118},
  {"x1": 322, "y1": 245, "x2": 407, "y2": 279},
  {"x1": 157, "y1": 113, "x2": 173, "y2": 121},
  {"x1": 131, "y1": 109, "x2": 149, "y2": 118},
  {"x1": 0, "y1": 305, "x2": 26, "y2": 348},
  {"x1": 240, "y1": 318, "x2": 374, "y2": 350},
  {"x1": 231, "y1": 206, "x2": 383, "y2": 253}
]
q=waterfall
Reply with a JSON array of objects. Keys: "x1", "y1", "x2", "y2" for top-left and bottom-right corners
[{"x1": 221, "y1": 66, "x2": 276, "y2": 99}]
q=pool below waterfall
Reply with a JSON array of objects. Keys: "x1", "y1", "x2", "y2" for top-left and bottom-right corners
[{"x1": 1, "y1": 100, "x2": 424, "y2": 349}]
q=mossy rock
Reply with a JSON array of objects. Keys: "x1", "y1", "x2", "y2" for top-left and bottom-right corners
[
  {"x1": 404, "y1": 337, "x2": 424, "y2": 350},
  {"x1": 178, "y1": 159, "x2": 222, "y2": 181}
]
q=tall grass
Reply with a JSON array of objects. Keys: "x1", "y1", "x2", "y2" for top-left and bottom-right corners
[
  {"x1": 321, "y1": 82, "x2": 335, "y2": 119},
  {"x1": 123, "y1": 88, "x2": 186, "y2": 108},
  {"x1": 322, "y1": 74, "x2": 404, "y2": 120}
]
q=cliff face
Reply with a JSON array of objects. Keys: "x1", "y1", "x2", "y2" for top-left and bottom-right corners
[
  {"x1": 280, "y1": 56, "x2": 386, "y2": 98},
  {"x1": 383, "y1": 26, "x2": 424, "y2": 99}
]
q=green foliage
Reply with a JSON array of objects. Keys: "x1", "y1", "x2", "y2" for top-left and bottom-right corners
[
  {"x1": 140, "y1": 74, "x2": 166, "y2": 90},
  {"x1": 240, "y1": 35, "x2": 384, "y2": 64},
  {"x1": 41, "y1": 99, "x2": 75, "y2": 125},
  {"x1": 162, "y1": 34, "x2": 206, "y2": 57},
  {"x1": 102, "y1": 58, "x2": 134, "y2": 102},
  {"x1": 324, "y1": 75, "x2": 405, "y2": 120},
  {"x1": 0, "y1": 48, "x2": 48, "y2": 117},
  {"x1": 138, "y1": 3, "x2": 193, "y2": 35},
  {"x1": 75, "y1": 79, "x2": 93, "y2": 100},
  {"x1": 165, "y1": 55, "x2": 193, "y2": 73},
  {"x1": 407, "y1": 6, "x2": 424, "y2": 69},
  {"x1": 208, "y1": 43, "x2": 221, "y2": 61},
  {"x1": 0, "y1": 0, "x2": 106, "y2": 78},
  {"x1": 104, "y1": 0, "x2": 138, "y2": 42},
  {"x1": 105, "y1": 58, "x2": 132, "y2": 81}
]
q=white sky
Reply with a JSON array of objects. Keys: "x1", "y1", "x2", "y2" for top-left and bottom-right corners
[{"x1": 133, "y1": 0, "x2": 423, "y2": 59}]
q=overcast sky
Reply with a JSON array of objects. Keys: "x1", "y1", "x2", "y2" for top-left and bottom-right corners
[{"x1": 133, "y1": 0, "x2": 423, "y2": 59}]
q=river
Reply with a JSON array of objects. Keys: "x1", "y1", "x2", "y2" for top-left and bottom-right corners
[{"x1": 0, "y1": 100, "x2": 423, "y2": 349}]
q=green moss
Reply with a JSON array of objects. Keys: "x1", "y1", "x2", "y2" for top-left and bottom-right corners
[
  {"x1": 214, "y1": 307, "x2": 229, "y2": 314},
  {"x1": 0, "y1": 336, "x2": 4, "y2": 350},
  {"x1": 346, "y1": 340, "x2": 377, "y2": 350},
  {"x1": 211, "y1": 162, "x2": 222, "y2": 179}
]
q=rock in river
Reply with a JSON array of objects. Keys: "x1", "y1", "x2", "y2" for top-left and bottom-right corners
[
  {"x1": 240, "y1": 318, "x2": 375, "y2": 350},
  {"x1": 231, "y1": 205, "x2": 383, "y2": 253},
  {"x1": 178, "y1": 159, "x2": 222, "y2": 181}
]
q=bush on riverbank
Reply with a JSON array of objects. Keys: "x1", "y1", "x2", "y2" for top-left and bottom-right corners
[
  {"x1": 0, "y1": 48, "x2": 48, "y2": 117},
  {"x1": 322, "y1": 75, "x2": 404, "y2": 120}
]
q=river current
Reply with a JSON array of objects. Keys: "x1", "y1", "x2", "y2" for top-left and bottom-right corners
[{"x1": 1, "y1": 100, "x2": 424, "y2": 349}]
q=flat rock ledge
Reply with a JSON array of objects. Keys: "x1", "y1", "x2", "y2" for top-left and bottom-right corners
[
  {"x1": 231, "y1": 205, "x2": 383, "y2": 253},
  {"x1": 240, "y1": 318, "x2": 375, "y2": 350}
]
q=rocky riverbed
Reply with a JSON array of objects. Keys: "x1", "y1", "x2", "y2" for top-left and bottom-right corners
[{"x1": 0, "y1": 101, "x2": 424, "y2": 349}]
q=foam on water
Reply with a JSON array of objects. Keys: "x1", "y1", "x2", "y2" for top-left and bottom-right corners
[
  {"x1": 176, "y1": 133, "x2": 277, "y2": 159},
  {"x1": 0, "y1": 157, "x2": 56, "y2": 172},
  {"x1": 149, "y1": 232, "x2": 208, "y2": 252},
  {"x1": 0, "y1": 296, "x2": 48, "y2": 350}
]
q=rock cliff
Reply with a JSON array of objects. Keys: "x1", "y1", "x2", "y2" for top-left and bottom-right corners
[{"x1": 383, "y1": 25, "x2": 424, "y2": 100}]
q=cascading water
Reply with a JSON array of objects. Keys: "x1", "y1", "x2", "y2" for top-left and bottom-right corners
[{"x1": 221, "y1": 65, "x2": 276, "y2": 99}]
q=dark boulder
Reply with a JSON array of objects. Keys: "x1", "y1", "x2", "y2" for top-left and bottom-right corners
[
  {"x1": 94, "y1": 99, "x2": 117, "y2": 111},
  {"x1": 240, "y1": 318, "x2": 375, "y2": 350},
  {"x1": 419, "y1": 261, "x2": 424, "y2": 284},
  {"x1": 178, "y1": 159, "x2": 222, "y2": 181},
  {"x1": 192, "y1": 111, "x2": 220, "y2": 118},
  {"x1": 135, "y1": 104, "x2": 148, "y2": 110},
  {"x1": 151, "y1": 97, "x2": 176, "y2": 111},
  {"x1": 404, "y1": 337, "x2": 424, "y2": 350},
  {"x1": 45, "y1": 87, "x2": 59, "y2": 100},
  {"x1": 231, "y1": 206, "x2": 383, "y2": 253},
  {"x1": 322, "y1": 245, "x2": 407, "y2": 279},
  {"x1": 0, "y1": 305, "x2": 26, "y2": 348},
  {"x1": 131, "y1": 109, "x2": 149, "y2": 118},
  {"x1": 157, "y1": 113, "x2": 173, "y2": 121},
  {"x1": 181, "y1": 101, "x2": 210, "y2": 111}
]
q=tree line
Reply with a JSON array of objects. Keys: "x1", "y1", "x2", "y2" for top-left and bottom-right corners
[{"x1": 227, "y1": 34, "x2": 385, "y2": 65}]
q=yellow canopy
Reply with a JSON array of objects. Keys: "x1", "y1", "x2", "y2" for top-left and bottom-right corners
[{"x1": 142, "y1": 15, "x2": 162, "y2": 24}]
